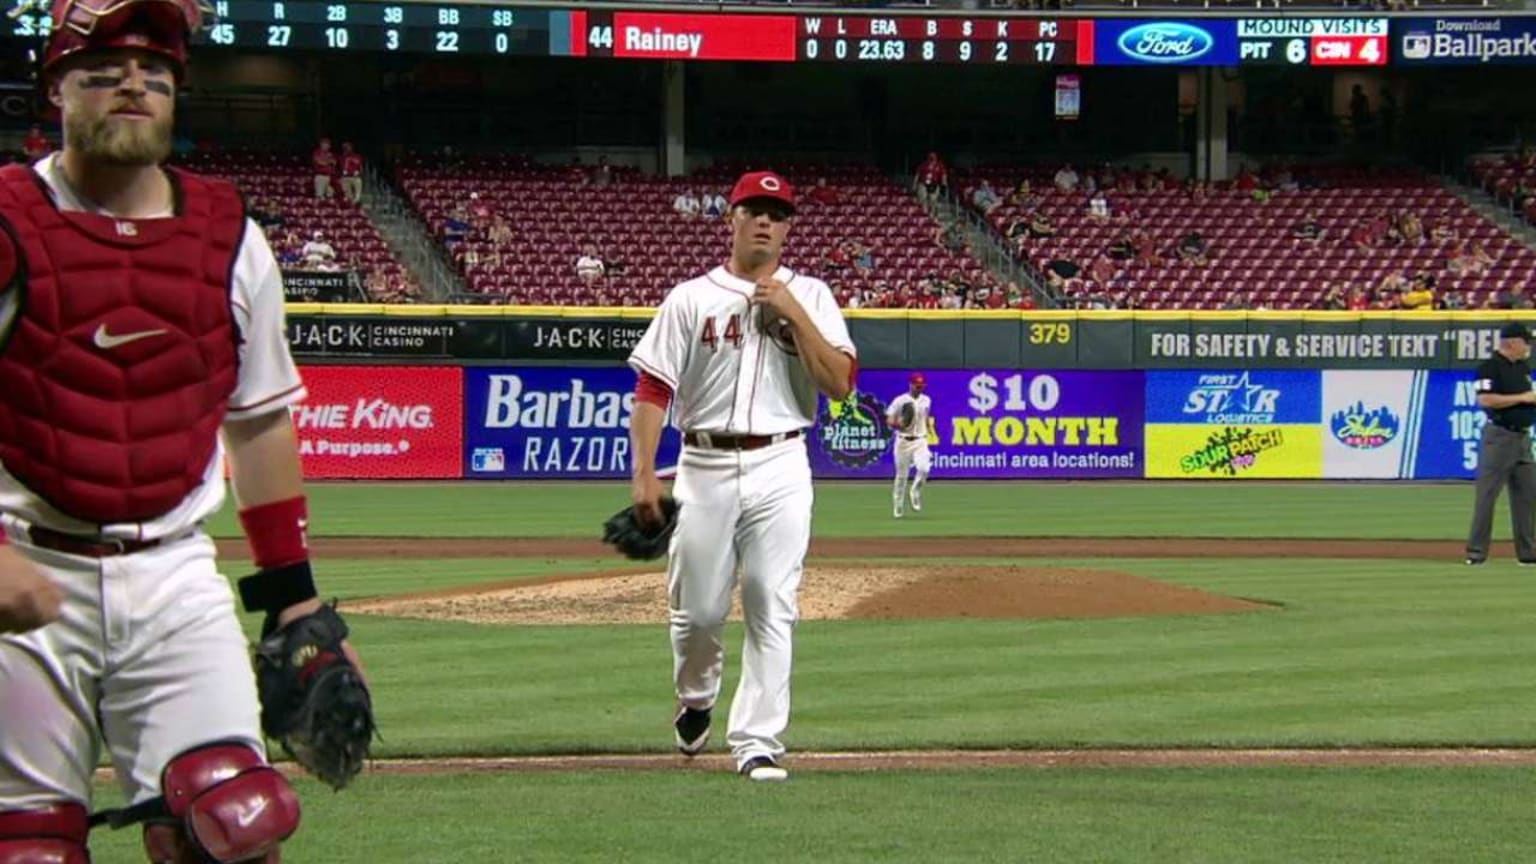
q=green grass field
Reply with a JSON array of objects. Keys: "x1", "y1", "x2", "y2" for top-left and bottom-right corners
[{"x1": 83, "y1": 482, "x2": 1536, "y2": 861}]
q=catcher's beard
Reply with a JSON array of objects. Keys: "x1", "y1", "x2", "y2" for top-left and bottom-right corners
[{"x1": 63, "y1": 103, "x2": 173, "y2": 166}]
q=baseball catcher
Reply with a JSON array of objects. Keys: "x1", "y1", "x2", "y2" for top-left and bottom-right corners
[{"x1": 602, "y1": 496, "x2": 681, "y2": 560}]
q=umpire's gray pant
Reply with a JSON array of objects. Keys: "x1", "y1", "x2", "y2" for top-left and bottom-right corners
[{"x1": 1466, "y1": 422, "x2": 1536, "y2": 561}]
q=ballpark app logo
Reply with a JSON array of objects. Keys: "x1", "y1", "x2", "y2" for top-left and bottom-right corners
[
  {"x1": 1180, "y1": 427, "x2": 1285, "y2": 476},
  {"x1": 1116, "y1": 22, "x2": 1215, "y2": 63},
  {"x1": 1329, "y1": 402, "x2": 1400, "y2": 450},
  {"x1": 817, "y1": 390, "x2": 890, "y2": 469},
  {"x1": 1182, "y1": 372, "x2": 1281, "y2": 424}
]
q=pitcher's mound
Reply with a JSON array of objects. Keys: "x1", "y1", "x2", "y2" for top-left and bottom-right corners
[{"x1": 349, "y1": 565, "x2": 1271, "y2": 626}]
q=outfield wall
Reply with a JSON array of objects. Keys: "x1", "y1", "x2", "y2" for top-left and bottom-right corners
[{"x1": 285, "y1": 307, "x2": 1531, "y2": 481}]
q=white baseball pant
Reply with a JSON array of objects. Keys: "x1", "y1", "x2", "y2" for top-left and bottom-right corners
[
  {"x1": 893, "y1": 434, "x2": 932, "y2": 504},
  {"x1": 666, "y1": 437, "x2": 812, "y2": 770},
  {"x1": 0, "y1": 529, "x2": 267, "y2": 810}
]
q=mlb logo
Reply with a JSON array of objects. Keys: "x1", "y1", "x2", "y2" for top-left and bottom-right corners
[
  {"x1": 471, "y1": 447, "x2": 505, "y2": 472},
  {"x1": 1402, "y1": 33, "x2": 1431, "y2": 60}
]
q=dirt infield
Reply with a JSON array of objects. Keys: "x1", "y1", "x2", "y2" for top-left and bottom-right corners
[
  {"x1": 229, "y1": 535, "x2": 1483, "y2": 561},
  {"x1": 347, "y1": 564, "x2": 1274, "y2": 625}
]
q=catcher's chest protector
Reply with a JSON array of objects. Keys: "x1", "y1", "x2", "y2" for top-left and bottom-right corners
[{"x1": 0, "y1": 164, "x2": 244, "y2": 523}]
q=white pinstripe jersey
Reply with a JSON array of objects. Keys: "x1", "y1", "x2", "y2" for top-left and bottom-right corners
[{"x1": 629, "y1": 265, "x2": 855, "y2": 436}]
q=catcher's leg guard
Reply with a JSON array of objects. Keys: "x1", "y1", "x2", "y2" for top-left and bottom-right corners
[
  {"x1": 0, "y1": 802, "x2": 91, "y2": 863},
  {"x1": 139, "y1": 743, "x2": 299, "y2": 864}
]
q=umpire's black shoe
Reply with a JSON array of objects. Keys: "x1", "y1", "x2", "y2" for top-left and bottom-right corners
[{"x1": 673, "y1": 706, "x2": 711, "y2": 756}]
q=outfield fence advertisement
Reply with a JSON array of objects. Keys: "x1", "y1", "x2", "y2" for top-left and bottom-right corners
[
  {"x1": 461, "y1": 367, "x2": 683, "y2": 479},
  {"x1": 811, "y1": 370, "x2": 1145, "y2": 479},
  {"x1": 291, "y1": 365, "x2": 1489, "y2": 481},
  {"x1": 292, "y1": 365, "x2": 465, "y2": 479}
]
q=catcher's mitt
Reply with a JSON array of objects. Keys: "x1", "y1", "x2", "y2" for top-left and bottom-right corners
[
  {"x1": 897, "y1": 401, "x2": 916, "y2": 432},
  {"x1": 602, "y1": 496, "x2": 681, "y2": 560},
  {"x1": 253, "y1": 604, "x2": 376, "y2": 790}
]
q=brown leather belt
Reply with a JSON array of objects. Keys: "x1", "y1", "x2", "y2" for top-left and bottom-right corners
[
  {"x1": 23, "y1": 525, "x2": 163, "y2": 558},
  {"x1": 900, "y1": 434, "x2": 923, "y2": 440},
  {"x1": 684, "y1": 430, "x2": 802, "y2": 451}
]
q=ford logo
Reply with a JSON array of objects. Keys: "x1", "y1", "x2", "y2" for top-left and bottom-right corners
[{"x1": 1117, "y1": 22, "x2": 1215, "y2": 63}]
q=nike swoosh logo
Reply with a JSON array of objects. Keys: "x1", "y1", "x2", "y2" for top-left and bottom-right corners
[
  {"x1": 236, "y1": 798, "x2": 269, "y2": 828},
  {"x1": 93, "y1": 324, "x2": 167, "y2": 350}
]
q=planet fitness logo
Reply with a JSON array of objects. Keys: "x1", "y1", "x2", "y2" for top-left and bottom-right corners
[
  {"x1": 1329, "y1": 402, "x2": 1400, "y2": 450},
  {"x1": 817, "y1": 390, "x2": 890, "y2": 469}
]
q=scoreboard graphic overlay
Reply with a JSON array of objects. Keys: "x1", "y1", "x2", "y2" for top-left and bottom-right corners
[{"x1": 2, "y1": 3, "x2": 1388, "y2": 66}]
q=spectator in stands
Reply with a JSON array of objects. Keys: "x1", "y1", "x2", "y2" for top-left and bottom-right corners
[
  {"x1": 970, "y1": 180, "x2": 1002, "y2": 216},
  {"x1": 468, "y1": 192, "x2": 493, "y2": 225},
  {"x1": 1131, "y1": 229, "x2": 1161, "y2": 265},
  {"x1": 1053, "y1": 164, "x2": 1079, "y2": 193},
  {"x1": 1088, "y1": 253, "x2": 1121, "y2": 289},
  {"x1": 1441, "y1": 288, "x2": 1467, "y2": 310},
  {"x1": 914, "y1": 151, "x2": 949, "y2": 205},
  {"x1": 1401, "y1": 274, "x2": 1435, "y2": 310},
  {"x1": 488, "y1": 216, "x2": 513, "y2": 247},
  {"x1": 702, "y1": 190, "x2": 726, "y2": 218},
  {"x1": 1222, "y1": 290, "x2": 1253, "y2": 311},
  {"x1": 1088, "y1": 191, "x2": 1110, "y2": 223},
  {"x1": 1346, "y1": 284, "x2": 1370, "y2": 311},
  {"x1": 444, "y1": 202, "x2": 473, "y2": 242},
  {"x1": 673, "y1": 188, "x2": 701, "y2": 218},
  {"x1": 1494, "y1": 284, "x2": 1530, "y2": 309},
  {"x1": 850, "y1": 239, "x2": 876, "y2": 277},
  {"x1": 1004, "y1": 215, "x2": 1031, "y2": 241},
  {"x1": 576, "y1": 245, "x2": 605, "y2": 284},
  {"x1": 312, "y1": 137, "x2": 336, "y2": 199},
  {"x1": 1431, "y1": 221, "x2": 1459, "y2": 245},
  {"x1": 935, "y1": 220, "x2": 969, "y2": 255},
  {"x1": 1293, "y1": 214, "x2": 1324, "y2": 244},
  {"x1": 592, "y1": 155, "x2": 613, "y2": 188},
  {"x1": 275, "y1": 228, "x2": 302, "y2": 267},
  {"x1": 1044, "y1": 257, "x2": 1080, "y2": 293},
  {"x1": 1176, "y1": 231, "x2": 1209, "y2": 266},
  {"x1": 21, "y1": 125, "x2": 49, "y2": 161},
  {"x1": 1106, "y1": 233, "x2": 1135, "y2": 262},
  {"x1": 1184, "y1": 179, "x2": 1210, "y2": 200},
  {"x1": 1233, "y1": 166, "x2": 1259, "y2": 193},
  {"x1": 602, "y1": 248, "x2": 627, "y2": 277},
  {"x1": 248, "y1": 197, "x2": 283, "y2": 232},
  {"x1": 807, "y1": 177, "x2": 840, "y2": 207},
  {"x1": 1027, "y1": 211, "x2": 1056, "y2": 239},
  {"x1": 1319, "y1": 284, "x2": 1347, "y2": 310},
  {"x1": 339, "y1": 142, "x2": 364, "y2": 203},
  {"x1": 300, "y1": 230, "x2": 337, "y2": 269},
  {"x1": 365, "y1": 269, "x2": 390, "y2": 301}
]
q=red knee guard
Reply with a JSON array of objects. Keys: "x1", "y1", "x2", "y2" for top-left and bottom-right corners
[
  {"x1": 0, "y1": 802, "x2": 90, "y2": 863},
  {"x1": 142, "y1": 744, "x2": 299, "y2": 864}
]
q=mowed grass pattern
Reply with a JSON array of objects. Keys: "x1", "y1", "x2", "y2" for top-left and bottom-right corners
[
  {"x1": 207, "y1": 480, "x2": 1499, "y2": 540},
  {"x1": 86, "y1": 768, "x2": 1536, "y2": 863}
]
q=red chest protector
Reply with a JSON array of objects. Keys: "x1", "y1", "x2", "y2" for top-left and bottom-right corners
[{"x1": 0, "y1": 163, "x2": 245, "y2": 524}]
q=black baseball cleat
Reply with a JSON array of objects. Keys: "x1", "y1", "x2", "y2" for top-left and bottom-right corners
[
  {"x1": 1518, "y1": 560, "x2": 1536, "y2": 567},
  {"x1": 1465, "y1": 557, "x2": 1487, "y2": 566},
  {"x1": 673, "y1": 706, "x2": 711, "y2": 756},
  {"x1": 739, "y1": 755, "x2": 788, "y2": 782}
]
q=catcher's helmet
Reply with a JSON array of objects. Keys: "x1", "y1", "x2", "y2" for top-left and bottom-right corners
[{"x1": 35, "y1": 0, "x2": 209, "y2": 78}]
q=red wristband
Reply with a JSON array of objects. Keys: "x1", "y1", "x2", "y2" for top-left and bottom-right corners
[{"x1": 239, "y1": 496, "x2": 309, "y2": 569}]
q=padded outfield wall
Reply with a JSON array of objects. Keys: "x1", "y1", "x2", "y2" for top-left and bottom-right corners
[{"x1": 283, "y1": 306, "x2": 1536, "y2": 482}]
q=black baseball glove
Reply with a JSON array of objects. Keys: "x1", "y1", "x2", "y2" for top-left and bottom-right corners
[
  {"x1": 898, "y1": 401, "x2": 917, "y2": 432},
  {"x1": 602, "y1": 497, "x2": 681, "y2": 560},
  {"x1": 253, "y1": 604, "x2": 376, "y2": 790}
]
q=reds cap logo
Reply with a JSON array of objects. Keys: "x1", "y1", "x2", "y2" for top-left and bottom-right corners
[{"x1": 729, "y1": 170, "x2": 796, "y2": 213}]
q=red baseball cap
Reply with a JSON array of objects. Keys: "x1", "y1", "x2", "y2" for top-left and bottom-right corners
[
  {"x1": 41, "y1": 0, "x2": 204, "y2": 79},
  {"x1": 909, "y1": 373, "x2": 926, "y2": 389},
  {"x1": 729, "y1": 171, "x2": 795, "y2": 214}
]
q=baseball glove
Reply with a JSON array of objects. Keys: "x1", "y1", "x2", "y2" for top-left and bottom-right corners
[
  {"x1": 253, "y1": 604, "x2": 376, "y2": 791},
  {"x1": 602, "y1": 496, "x2": 681, "y2": 560},
  {"x1": 897, "y1": 401, "x2": 916, "y2": 432}
]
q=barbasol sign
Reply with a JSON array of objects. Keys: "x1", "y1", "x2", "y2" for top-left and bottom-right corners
[
  {"x1": 1095, "y1": 19, "x2": 1240, "y2": 65},
  {"x1": 462, "y1": 367, "x2": 682, "y2": 478},
  {"x1": 1394, "y1": 16, "x2": 1536, "y2": 64}
]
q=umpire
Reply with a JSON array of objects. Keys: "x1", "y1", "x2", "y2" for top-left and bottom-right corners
[{"x1": 1466, "y1": 322, "x2": 1536, "y2": 565}]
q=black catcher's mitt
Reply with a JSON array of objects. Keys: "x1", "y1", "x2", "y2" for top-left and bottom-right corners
[
  {"x1": 602, "y1": 496, "x2": 681, "y2": 560},
  {"x1": 898, "y1": 401, "x2": 917, "y2": 432},
  {"x1": 253, "y1": 604, "x2": 376, "y2": 790}
]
